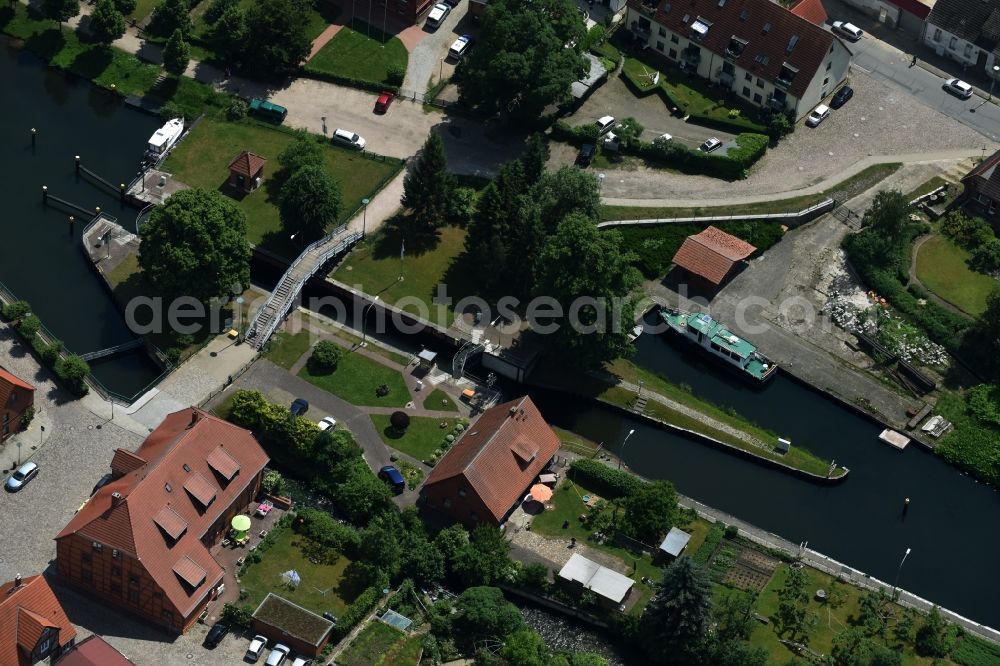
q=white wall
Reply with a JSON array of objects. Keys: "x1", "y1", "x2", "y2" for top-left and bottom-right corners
[{"x1": 923, "y1": 23, "x2": 983, "y2": 67}]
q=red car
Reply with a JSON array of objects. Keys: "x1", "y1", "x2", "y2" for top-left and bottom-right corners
[{"x1": 374, "y1": 91, "x2": 394, "y2": 114}]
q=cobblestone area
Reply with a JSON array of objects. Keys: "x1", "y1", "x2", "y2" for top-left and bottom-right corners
[
  {"x1": 556, "y1": 70, "x2": 990, "y2": 201},
  {"x1": 509, "y1": 527, "x2": 627, "y2": 573}
]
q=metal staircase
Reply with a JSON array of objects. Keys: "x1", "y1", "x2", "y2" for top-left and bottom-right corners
[
  {"x1": 452, "y1": 338, "x2": 484, "y2": 380},
  {"x1": 245, "y1": 225, "x2": 362, "y2": 349}
]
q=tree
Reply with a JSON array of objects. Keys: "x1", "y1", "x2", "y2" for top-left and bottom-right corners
[
  {"x1": 714, "y1": 589, "x2": 758, "y2": 642},
  {"x1": 532, "y1": 213, "x2": 642, "y2": 368},
  {"x1": 452, "y1": 525, "x2": 515, "y2": 586},
  {"x1": 246, "y1": 0, "x2": 311, "y2": 75},
  {"x1": 204, "y1": 0, "x2": 237, "y2": 23},
  {"x1": 640, "y1": 557, "x2": 713, "y2": 664},
  {"x1": 775, "y1": 566, "x2": 813, "y2": 642},
  {"x1": 209, "y1": 5, "x2": 248, "y2": 64},
  {"x1": 535, "y1": 166, "x2": 602, "y2": 233},
  {"x1": 359, "y1": 513, "x2": 403, "y2": 577},
  {"x1": 401, "y1": 132, "x2": 455, "y2": 231},
  {"x1": 941, "y1": 211, "x2": 993, "y2": 249},
  {"x1": 1, "y1": 300, "x2": 32, "y2": 322},
  {"x1": 163, "y1": 29, "x2": 190, "y2": 77},
  {"x1": 149, "y1": 0, "x2": 191, "y2": 37},
  {"x1": 140, "y1": 188, "x2": 251, "y2": 303},
  {"x1": 521, "y1": 133, "x2": 550, "y2": 184},
  {"x1": 400, "y1": 532, "x2": 445, "y2": 585},
  {"x1": 56, "y1": 355, "x2": 91, "y2": 392},
  {"x1": 861, "y1": 190, "x2": 910, "y2": 252},
  {"x1": 41, "y1": 0, "x2": 80, "y2": 28},
  {"x1": 335, "y1": 468, "x2": 394, "y2": 524},
  {"x1": 457, "y1": 0, "x2": 585, "y2": 122},
  {"x1": 619, "y1": 480, "x2": 678, "y2": 544},
  {"x1": 613, "y1": 117, "x2": 644, "y2": 151},
  {"x1": 113, "y1": 0, "x2": 136, "y2": 14},
  {"x1": 220, "y1": 602, "x2": 254, "y2": 628},
  {"x1": 88, "y1": 0, "x2": 126, "y2": 46},
  {"x1": 390, "y1": 410, "x2": 411, "y2": 432},
  {"x1": 261, "y1": 470, "x2": 286, "y2": 496},
  {"x1": 914, "y1": 606, "x2": 948, "y2": 657},
  {"x1": 709, "y1": 641, "x2": 768, "y2": 666},
  {"x1": 971, "y1": 237, "x2": 1000, "y2": 273},
  {"x1": 501, "y1": 629, "x2": 549, "y2": 666},
  {"x1": 434, "y1": 524, "x2": 469, "y2": 575},
  {"x1": 278, "y1": 133, "x2": 325, "y2": 175},
  {"x1": 279, "y1": 165, "x2": 342, "y2": 240},
  {"x1": 832, "y1": 628, "x2": 873, "y2": 666},
  {"x1": 308, "y1": 340, "x2": 343, "y2": 373},
  {"x1": 454, "y1": 586, "x2": 525, "y2": 645}
]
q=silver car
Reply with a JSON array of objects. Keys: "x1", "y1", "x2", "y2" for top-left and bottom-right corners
[
  {"x1": 5, "y1": 462, "x2": 38, "y2": 492},
  {"x1": 332, "y1": 128, "x2": 366, "y2": 150},
  {"x1": 265, "y1": 644, "x2": 291, "y2": 666}
]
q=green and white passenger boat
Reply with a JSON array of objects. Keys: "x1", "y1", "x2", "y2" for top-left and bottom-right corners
[{"x1": 659, "y1": 307, "x2": 778, "y2": 382}]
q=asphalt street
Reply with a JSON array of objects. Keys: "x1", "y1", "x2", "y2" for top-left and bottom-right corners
[{"x1": 847, "y1": 34, "x2": 1000, "y2": 143}]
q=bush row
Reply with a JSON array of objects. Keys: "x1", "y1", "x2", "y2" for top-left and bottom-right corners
[
  {"x1": 686, "y1": 109, "x2": 770, "y2": 136},
  {"x1": 300, "y1": 67, "x2": 400, "y2": 95},
  {"x1": 332, "y1": 585, "x2": 384, "y2": 641},
  {"x1": 691, "y1": 521, "x2": 725, "y2": 566},
  {"x1": 619, "y1": 64, "x2": 684, "y2": 113},
  {"x1": 569, "y1": 459, "x2": 644, "y2": 499},
  {"x1": 1, "y1": 301, "x2": 90, "y2": 396}
]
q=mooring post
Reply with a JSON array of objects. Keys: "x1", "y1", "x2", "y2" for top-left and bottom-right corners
[
  {"x1": 95, "y1": 206, "x2": 101, "y2": 217},
  {"x1": 42, "y1": 186, "x2": 48, "y2": 204},
  {"x1": 69, "y1": 215, "x2": 75, "y2": 229},
  {"x1": 31, "y1": 128, "x2": 37, "y2": 149},
  {"x1": 120, "y1": 183, "x2": 126, "y2": 203},
  {"x1": 75, "y1": 155, "x2": 81, "y2": 176}
]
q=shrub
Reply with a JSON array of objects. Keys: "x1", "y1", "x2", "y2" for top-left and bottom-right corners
[
  {"x1": 390, "y1": 410, "x2": 410, "y2": 432},
  {"x1": 550, "y1": 120, "x2": 599, "y2": 146},
  {"x1": 386, "y1": 63, "x2": 405, "y2": 86},
  {"x1": 692, "y1": 522, "x2": 725, "y2": 565},
  {"x1": 17, "y1": 315, "x2": 41, "y2": 340},
  {"x1": 308, "y1": 340, "x2": 343, "y2": 373},
  {"x1": 333, "y1": 585, "x2": 384, "y2": 640},
  {"x1": 967, "y1": 384, "x2": 1000, "y2": 427},
  {"x1": 39, "y1": 340, "x2": 63, "y2": 365},
  {"x1": 301, "y1": 66, "x2": 401, "y2": 94},
  {"x1": 159, "y1": 100, "x2": 184, "y2": 120},
  {"x1": 262, "y1": 470, "x2": 286, "y2": 496},
  {"x1": 569, "y1": 459, "x2": 644, "y2": 499},
  {"x1": 54, "y1": 355, "x2": 91, "y2": 396},
  {"x1": 724, "y1": 524, "x2": 739, "y2": 539},
  {"x1": 226, "y1": 98, "x2": 248, "y2": 120},
  {"x1": 220, "y1": 602, "x2": 254, "y2": 628},
  {"x1": 293, "y1": 506, "x2": 362, "y2": 554},
  {"x1": 19, "y1": 406, "x2": 35, "y2": 430},
  {"x1": 1, "y1": 300, "x2": 31, "y2": 322}
]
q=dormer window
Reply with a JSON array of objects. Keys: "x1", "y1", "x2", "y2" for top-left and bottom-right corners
[
  {"x1": 754, "y1": 53, "x2": 769, "y2": 66},
  {"x1": 786, "y1": 35, "x2": 799, "y2": 54},
  {"x1": 739, "y1": 8, "x2": 748, "y2": 20},
  {"x1": 776, "y1": 62, "x2": 798, "y2": 87},
  {"x1": 663, "y1": 2, "x2": 671, "y2": 11},
  {"x1": 763, "y1": 22, "x2": 771, "y2": 34},
  {"x1": 727, "y1": 36, "x2": 747, "y2": 58},
  {"x1": 682, "y1": 13, "x2": 689, "y2": 23},
  {"x1": 690, "y1": 17, "x2": 711, "y2": 41}
]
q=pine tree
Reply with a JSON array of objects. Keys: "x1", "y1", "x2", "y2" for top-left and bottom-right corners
[
  {"x1": 401, "y1": 131, "x2": 455, "y2": 232},
  {"x1": 521, "y1": 133, "x2": 550, "y2": 184},
  {"x1": 163, "y1": 29, "x2": 191, "y2": 77},
  {"x1": 640, "y1": 557, "x2": 713, "y2": 664}
]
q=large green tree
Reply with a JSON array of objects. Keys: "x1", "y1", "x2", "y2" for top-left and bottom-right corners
[
  {"x1": 88, "y1": 0, "x2": 126, "y2": 45},
  {"x1": 457, "y1": 0, "x2": 586, "y2": 121},
  {"x1": 453, "y1": 586, "x2": 525, "y2": 645},
  {"x1": 401, "y1": 131, "x2": 455, "y2": 232},
  {"x1": 861, "y1": 190, "x2": 910, "y2": 255},
  {"x1": 278, "y1": 133, "x2": 325, "y2": 174},
  {"x1": 139, "y1": 188, "x2": 251, "y2": 303},
  {"x1": 452, "y1": 525, "x2": 515, "y2": 587},
  {"x1": 246, "y1": 0, "x2": 311, "y2": 75},
  {"x1": 163, "y1": 28, "x2": 191, "y2": 76},
  {"x1": 640, "y1": 557, "x2": 713, "y2": 664},
  {"x1": 521, "y1": 133, "x2": 550, "y2": 184},
  {"x1": 501, "y1": 629, "x2": 549, "y2": 666},
  {"x1": 41, "y1": 0, "x2": 80, "y2": 28},
  {"x1": 533, "y1": 213, "x2": 642, "y2": 368},
  {"x1": 209, "y1": 5, "x2": 248, "y2": 64},
  {"x1": 279, "y1": 165, "x2": 342, "y2": 240},
  {"x1": 113, "y1": 0, "x2": 137, "y2": 14},
  {"x1": 775, "y1": 566, "x2": 814, "y2": 642},
  {"x1": 619, "y1": 479, "x2": 678, "y2": 544},
  {"x1": 149, "y1": 0, "x2": 191, "y2": 37}
]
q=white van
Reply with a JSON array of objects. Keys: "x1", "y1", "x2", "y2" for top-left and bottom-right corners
[
  {"x1": 806, "y1": 104, "x2": 831, "y2": 127},
  {"x1": 426, "y1": 3, "x2": 450, "y2": 28},
  {"x1": 448, "y1": 34, "x2": 472, "y2": 60},
  {"x1": 831, "y1": 20, "x2": 863, "y2": 41}
]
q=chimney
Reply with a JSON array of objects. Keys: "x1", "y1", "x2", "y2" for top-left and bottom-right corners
[
  {"x1": 13, "y1": 574, "x2": 21, "y2": 589},
  {"x1": 509, "y1": 406, "x2": 518, "y2": 418},
  {"x1": 188, "y1": 409, "x2": 200, "y2": 428},
  {"x1": 111, "y1": 491, "x2": 123, "y2": 507}
]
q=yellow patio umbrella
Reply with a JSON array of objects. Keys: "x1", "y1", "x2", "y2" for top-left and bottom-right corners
[{"x1": 231, "y1": 514, "x2": 251, "y2": 539}]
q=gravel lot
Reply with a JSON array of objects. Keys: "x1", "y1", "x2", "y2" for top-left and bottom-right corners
[
  {"x1": 403, "y1": 3, "x2": 474, "y2": 92},
  {"x1": 554, "y1": 70, "x2": 991, "y2": 200}
]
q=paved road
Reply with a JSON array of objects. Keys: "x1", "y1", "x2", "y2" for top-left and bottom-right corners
[{"x1": 402, "y1": 3, "x2": 472, "y2": 93}]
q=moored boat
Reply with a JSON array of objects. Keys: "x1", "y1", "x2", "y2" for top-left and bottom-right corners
[
  {"x1": 144, "y1": 117, "x2": 184, "y2": 162},
  {"x1": 659, "y1": 307, "x2": 777, "y2": 382}
]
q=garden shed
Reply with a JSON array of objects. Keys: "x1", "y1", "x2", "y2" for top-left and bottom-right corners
[
  {"x1": 251, "y1": 593, "x2": 335, "y2": 657},
  {"x1": 228, "y1": 150, "x2": 266, "y2": 194}
]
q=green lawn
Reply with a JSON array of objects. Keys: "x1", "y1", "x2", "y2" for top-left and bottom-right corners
[
  {"x1": 422, "y1": 388, "x2": 457, "y2": 411},
  {"x1": 915, "y1": 235, "x2": 996, "y2": 316},
  {"x1": 306, "y1": 21, "x2": 408, "y2": 87},
  {"x1": 240, "y1": 529, "x2": 356, "y2": 617},
  {"x1": 551, "y1": 426, "x2": 601, "y2": 457},
  {"x1": 370, "y1": 414, "x2": 460, "y2": 462},
  {"x1": 337, "y1": 621, "x2": 406, "y2": 666},
  {"x1": 162, "y1": 117, "x2": 400, "y2": 257},
  {"x1": 300, "y1": 350, "x2": 410, "y2": 407},
  {"x1": 265, "y1": 329, "x2": 312, "y2": 369},
  {"x1": 382, "y1": 634, "x2": 424, "y2": 666},
  {"x1": 131, "y1": 0, "x2": 160, "y2": 21},
  {"x1": 331, "y1": 225, "x2": 469, "y2": 327}
]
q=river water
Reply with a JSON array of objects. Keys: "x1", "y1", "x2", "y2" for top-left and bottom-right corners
[{"x1": 0, "y1": 40, "x2": 162, "y2": 397}]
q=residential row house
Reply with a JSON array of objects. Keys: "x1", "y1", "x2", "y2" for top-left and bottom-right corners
[
  {"x1": 625, "y1": 0, "x2": 853, "y2": 119},
  {"x1": 0, "y1": 575, "x2": 76, "y2": 666},
  {"x1": 0, "y1": 367, "x2": 34, "y2": 444},
  {"x1": 55, "y1": 408, "x2": 269, "y2": 634},
  {"x1": 922, "y1": 0, "x2": 1000, "y2": 79}
]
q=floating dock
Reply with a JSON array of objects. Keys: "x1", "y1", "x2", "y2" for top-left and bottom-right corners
[{"x1": 878, "y1": 429, "x2": 910, "y2": 450}]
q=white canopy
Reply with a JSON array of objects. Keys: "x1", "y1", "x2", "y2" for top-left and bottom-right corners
[{"x1": 558, "y1": 553, "x2": 634, "y2": 603}]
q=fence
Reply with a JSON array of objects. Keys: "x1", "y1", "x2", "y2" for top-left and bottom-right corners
[
  {"x1": 197, "y1": 353, "x2": 261, "y2": 409},
  {"x1": 596, "y1": 198, "x2": 835, "y2": 229},
  {"x1": 831, "y1": 199, "x2": 863, "y2": 229}
]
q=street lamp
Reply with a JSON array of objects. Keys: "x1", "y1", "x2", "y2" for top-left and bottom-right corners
[
  {"x1": 361, "y1": 198, "x2": 370, "y2": 238},
  {"x1": 617, "y1": 428, "x2": 636, "y2": 470},
  {"x1": 598, "y1": 173, "x2": 606, "y2": 193},
  {"x1": 990, "y1": 65, "x2": 1000, "y2": 101},
  {"x1": 361, "y1": 296, "x2": 380, "y2": 348},
  {"x1": 893, "y1": 547, "x2": 912, "y2": 596}
]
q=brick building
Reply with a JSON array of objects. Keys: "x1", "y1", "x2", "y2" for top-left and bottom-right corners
[
  {"x1": 421, "y1": 396, "x2": 560, "y2": 528},
  {"x1": 251, "y1": 594, "x2": 335, "y2": 658},
  {"x1": 55, "y1": 408, "x2": 269, "y2": 634},
  {"x1": 670, "y1": 225, "x2": 757, "y2": 288},
  {"x1": 53, "y1": 636, "x2": 135, "y2": 666},
  {"x1": 0, "y1": 367, "x2": 34, "y2": 443},
  {"x1": 0, "y1": 574, "x2": 77, "y2": 666}
]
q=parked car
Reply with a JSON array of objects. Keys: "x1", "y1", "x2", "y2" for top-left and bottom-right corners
[
  {"x1": 575, "y1": 143, "x2": 595, "y2": 166},
  {"x1": 291, "y1": 658, "x2": 312, "y2": 666},
  {"x1": 323, "y1": 611, "x2": 338, "y2": 624},
  {"x1": 318, "y1": 416, "x2": 337, "y2": 431},
  {"x1": 248, "y1": 98, "x2": 287, "y2": 123},
  {"x1": 5, "y1": 462, "x2": 38, "y2": 492},
  {"x1": 443, "y1": 0, "x2": 462, "y2": 6},
  {"x1": 265, "y1": 644, "x2": 291, "y2": 666},
  {"x1": 91, "y1": 473, "x2": 112, "y2": 496},
  {"x1": 203, "y1": 622, "x2": 230, "y2": 649},
  {"x1": 374, "y1": 91, "x2": 394, "y2": 114},
  {"x1": 594, "y1": 115, "x2": 617, "y2": 135},
  {"x1": 448, "y1": 34, "x2": 473, "y2": 60},
  {"x1": 830, "y1": 85, "x2": 854, "y2": 109},
  {"x1": 379, "y1": 465, "x2": 406, "y2": 494},
  {"x1": 426, "y1": 3, "x2": 450, "y2": 28},
  {"x1": 699, "y1": 137, "x2": 722, "y2": 153},
  {"x1": 289, "y1": 398, "x2": 309, "y2": 416},
  {"x1": 942, "y1": 77, "x2": 973, "y2": 99},
  {"x1": 831, "y1": 20, "x2": 863, "y2": 41},
  {"x1": 245, "y1": 635, "x2": 268, "y2": 663},
  {"x1": 332, "y1": 128, "x2": 366, "y2": 150},
  {"x1": 656, "y1": 133, "x2": 673, "y2": 143},
  {"x1": 805, "y1": 104, "x2": 831, "y2": 127}
]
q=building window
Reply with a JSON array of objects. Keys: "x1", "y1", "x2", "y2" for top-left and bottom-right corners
[
  {"x1": 129, "y1": 576, "x2": 139, "y2": 586},
  {"x1": 92, "y1": 542, "x2": 102, "y2": 552},
  {"x1": 744, "y1": 72, "x2": 752, "y2": 81},
  {"x1": 670, "y1": 34, "x2": 679, "y2": 44},
  {"x1": 442, "y1": 498, "x2": 452, "y2": 508},
  {"x1": 965, "y1": 43, "x2": 974, "y2": 58},
  {"x1": 658, "y1": 26, "x2": 666, "y2": 37},
  {"x1": 656, "y1": 41, "x2": 664, "y2": 52},
  {"x1": 81, "y1": 552, "x2": 91, "y2": 565},
  {"x1": 949, "y1": 36, "x2": 957, "y2": 50},
  {"x1": 722, "y1": 61, "x2": 734, "y2": 75},
  {"x1": 153, "y1": 590, "x2": 163, "y2": 599},
  {"x1": 161, "y1": 609, "x2": 173, "y2": 623},
  {"x1": 81, "y1": 569, "x2": 92, "y2": 583},
  {"x1": 669, "y1": 48, "x2": 677, "y2": 59},
  {"x1": 128, "y1": 589, "x2": 139, "y2": 604},
  {"x1": 826, "y1": 61, "x2": 832, "y2": 71},
  {"x1": 470, "y1": 511, "x2": 479, "y2": 521},
  {"x1": 823, "y1": 76, "x2": 829, "y2": 86},
  {"x1": 932, "y1": 28, "x2": 941, "y2": 42},
  {"x1": 457, "y1": 488, "x2": 466, "y2": 497},
  {"x1": 756, "y1": 77, "x2": 764, "y2": 88},
  {"x1": 112, "y1": 566, "x2": 121, "y2": 577},
  {"x1": 110, "y1": 583, "x2": 122, "y2": 596},
  {"x1": 742, "y1": 86, "x2": 751, "y2": 97},
  {"x1": 753, "y1": 93, "x2": 762, "y2": 104}
]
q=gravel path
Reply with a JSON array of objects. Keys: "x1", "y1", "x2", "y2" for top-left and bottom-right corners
[{"x1": 402, "y1": 4, "x2": 470, "y2": 92}]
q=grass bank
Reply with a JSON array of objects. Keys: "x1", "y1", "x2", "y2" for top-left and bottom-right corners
[
  {"x1": 306, "y1": 22, "x2": 408, "y2": 88},
  {"x1": 299, "y1": 349, "x2": 410, "y2": 407},
  {"x1": 370, "y1": 413, "x2": 460, "y2": 462},
  {"x1": 915, "y1": 234, "x2": 995, "y2": 317}
]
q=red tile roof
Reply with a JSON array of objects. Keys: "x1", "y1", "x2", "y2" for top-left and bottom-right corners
[
  {"x1": 424, "y1": 396, "x2": 560, "y2": 523},
  {"x1": 671, "y1": 225, "x2": 757, "y2": 285},
  {"x1": 56, "y1": 409, "x2": 269, "y2": 619},
  {"x1": 789, "y1": 0, "x2": 827, "y2": 26},
  {"x1": 54, "y1": 635, "x2": 135, "y2": 666},
  {"x1": 206, "y1": 446, "x2": 240, "y2": 481},
  {"x1": 0, "y1": 575, "x2": 77, "y2": 666},
  {"x1": 110, "y1": 449, "x2": 146, "y2": 477},
  {"x1": 962, "y1": 149, "x2": 1000, "y2": 201},
  {"x1": 0, "y1": 367, "x2": 34, "y2": 411},
  {"x1": 634, "y1": 0, "x2": 844, "y2": 99},
  {"x1": 227, "y1": 151, "x2": 266, "y2": 178},
  {"x1": 182, "y1": 472, "x2": 217, "y2": 508},
  {"x1": 886, "y1": 0, "x2": 930, "y2": 20}
]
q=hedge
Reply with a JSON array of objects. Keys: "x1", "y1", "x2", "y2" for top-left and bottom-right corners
[
  {"x1": 332, "y1": 585, "x2": 384, "y2": 640},
  {"x1": 686, "y1": 110, "x2": 769, "y2": 135},
  {"x1": 620, "y1": 64, "x2": 684, "y2": 114},
  {"x1": 569, "y1": 459, "x2": 645, "y2": 499},
  {"x1": 300, "y1": 67, "x2": 401, "y2": 95},
  {"x1": 692, "y1": 521, "x2": 725, "y2": 566},
  {"x1": 1, "y1": 300, "x2": 90, "y2": 396},
  {"x1": 590, "y1": 41, "x2": 621, "y2": 68}
]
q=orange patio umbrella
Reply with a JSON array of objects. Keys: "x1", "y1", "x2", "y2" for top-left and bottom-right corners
[{"x1": 529, "y1": 484, "x2": 553, "y2": 502}]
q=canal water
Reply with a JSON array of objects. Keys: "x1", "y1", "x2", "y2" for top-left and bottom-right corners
[
  {"x1": 0, "y1": 40, "x2": 161, "y2": 397},
  {"x1": 527, "y1": 322, "x2": 1000, "y2": 630}
]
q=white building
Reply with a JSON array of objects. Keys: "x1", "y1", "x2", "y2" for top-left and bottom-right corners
[
  {"x1": 625, "y1": 0, "x2": 853, "y2": 119},
  {"x1": 922, "y1": 0, "x2": 1000, "y2": 79},
  {"x1": 558, "y1": 553, "x2": 635, "y2": 609}
]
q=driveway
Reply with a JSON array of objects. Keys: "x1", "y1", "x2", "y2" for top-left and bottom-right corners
[
  {"x1": 566, "y1": 74, "x2": 736, "y2": 148},
  {"x1": 403, "y1": 3, "x2": 475, "y2": 92}
]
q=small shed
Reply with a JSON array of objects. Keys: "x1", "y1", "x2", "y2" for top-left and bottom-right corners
[
  {"x1": 417, "y1": 349, "x2": 438, "y2": 370},
  {"x1": 228, "y1": 150, "x2": 266, "y2": 193},
  {"x1": 671, "y1": 226, "x2": 757, "y2": 287},
  {"x1": 557, "y1": 553, "x2": 635, "y2": 609},
  {"x1": 658, "y1": 527, "x2": 691, "y2": 559},
  {"x1": 251, "y1": 593, "x2": 334, "y2": 657}
]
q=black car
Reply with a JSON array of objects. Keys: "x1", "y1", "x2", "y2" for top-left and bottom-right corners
[
  {"x1": 203, "y1": 622, "x2": 230, "y2": 649},
  {"x1": 290, "y1": 398, "x2": 309, "y2": 416},
  {"x1": 830, "y1": 85, "x2": 854, "y2": 109},
  {"x1": 576, "y1": 143, "x2": 595, "y2": 167}
]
